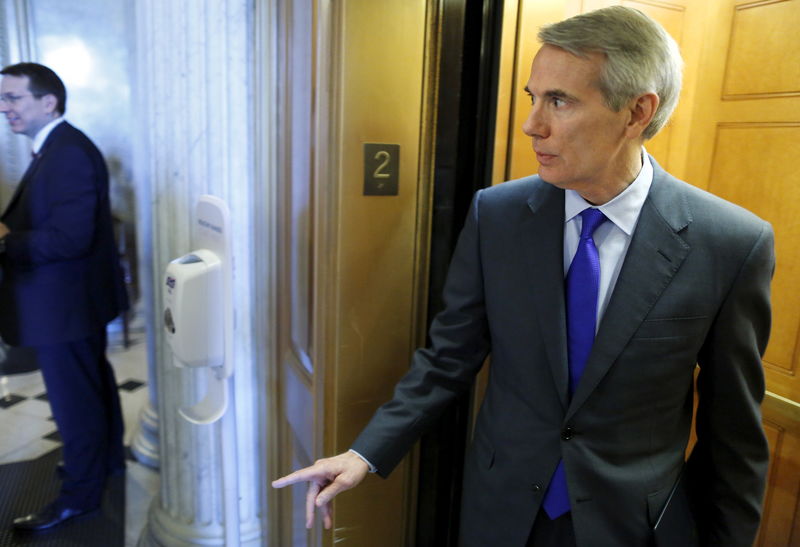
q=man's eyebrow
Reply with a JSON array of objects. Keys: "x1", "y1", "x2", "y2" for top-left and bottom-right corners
[
  {"x1": 523, "y1": 86, "x2": 578, "y2": 102},
  {"x1": 546, "y1": 89, "x2": 574, "y2": 100}
]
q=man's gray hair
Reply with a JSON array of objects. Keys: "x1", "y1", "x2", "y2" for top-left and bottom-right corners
[{"x1": 538, "y1": 6, "x2": 683, "y2": 140}]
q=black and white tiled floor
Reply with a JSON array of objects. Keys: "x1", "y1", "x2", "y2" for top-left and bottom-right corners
[{"x1": 0, "y1": 330, "x2": 159, "y2": 546}]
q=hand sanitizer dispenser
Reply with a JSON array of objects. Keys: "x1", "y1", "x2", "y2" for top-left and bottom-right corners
[
  {"x1": 164, "y1": 250, "x2": 223, "y2": 368},
  {"x1": 163, "y1": 195, "x2": 233, "y2": 424}
]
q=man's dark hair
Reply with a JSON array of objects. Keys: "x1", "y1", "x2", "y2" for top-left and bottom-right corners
[{"x1": 0, "y1": 62, "x2": 67, "y2": 115}]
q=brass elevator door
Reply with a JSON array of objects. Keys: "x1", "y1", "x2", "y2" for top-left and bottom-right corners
[{"x1": 271, "y1": 1, "x2": 437, "y2": 546}]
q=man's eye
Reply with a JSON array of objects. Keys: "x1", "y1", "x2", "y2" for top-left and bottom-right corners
[{"x1": 552, "y1": 97, "x2": 566, "y2": 107}]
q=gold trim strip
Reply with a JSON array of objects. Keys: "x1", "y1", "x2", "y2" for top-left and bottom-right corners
[
  {"x1": 625, "y1": 0, "x2": 686, "y2": 13},
  {"x1": 763, "y1": 391, "x2": 800, "y2": 436},
  {"x1": 716, "y1": 121, "x2": 800, "y2": 128},
  {"x1": 722, "y1": 91, "x2": 800, "y2": 101},
  {"x1": 735, "y1": 0, "x2": 790, "y2": 11},
  {"x1": 764, "y1": 360, "x2": 796, "y2": 377}
]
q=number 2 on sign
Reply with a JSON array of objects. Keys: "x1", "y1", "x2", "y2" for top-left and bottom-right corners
[{"x1": 373, "y1": 150, "x2": 391, "y2": 179}]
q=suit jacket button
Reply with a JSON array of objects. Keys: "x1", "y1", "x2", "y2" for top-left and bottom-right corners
[
  {"x1": 561, "y1": 427, "x2": 574, "y2": 440},
  {"x1": 531, "y1": 484, "x2": 541, "y2": 492}
]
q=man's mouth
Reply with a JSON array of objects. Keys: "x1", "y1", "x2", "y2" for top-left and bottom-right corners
[{"x1": 535, "y1": 151, "x2": 557, "y2": 164}]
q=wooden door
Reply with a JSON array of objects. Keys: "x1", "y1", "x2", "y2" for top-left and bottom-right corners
[
  {"x1": 492, "y1": 0, "x2": 800, "y2": 544},
  {"x1": 684, "y1": 1, "x2": 800, "y2": 544},
  {"x1": 272, "y1": 1, "x2": 323, "y2": 545}
]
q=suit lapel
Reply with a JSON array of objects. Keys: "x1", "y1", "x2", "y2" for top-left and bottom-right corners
[
  {"x1": 1, "y1": 122, "x2": 66, "y2": 218},
  {"x1": 1, "y1": 154, "x2": 43, "y2": 218},
  {"x1": 520, "y1": 182, "x2": 570, "y2": 411},
  {"x1": 566, "y1": 164, "x2": 692, "y2": 419}
]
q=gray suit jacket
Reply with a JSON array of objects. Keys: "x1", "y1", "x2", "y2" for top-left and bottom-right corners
[{"x1": 352, "y1": 158, "x2": 773, "y2": 546}]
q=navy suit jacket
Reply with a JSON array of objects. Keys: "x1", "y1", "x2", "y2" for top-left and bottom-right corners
[
  {"x1": 352, "y1": 158, "x2": 773, "y2": 546},
  {"x1": 0, "y1": 121, "x2": 128, "y2": 346}
]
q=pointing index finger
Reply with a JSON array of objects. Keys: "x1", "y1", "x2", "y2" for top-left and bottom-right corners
[{"x1": 272, "y1": 467, "x2": 321, "y2": 488}]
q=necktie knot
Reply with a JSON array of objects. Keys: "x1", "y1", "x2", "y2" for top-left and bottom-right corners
[{"x1": 579, "y1": 208, "x2": 607, "y2": 239}]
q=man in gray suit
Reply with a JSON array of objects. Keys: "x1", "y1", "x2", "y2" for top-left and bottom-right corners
[{"x1": 273, "y1": 7, "x2": 773, "y2": 546}]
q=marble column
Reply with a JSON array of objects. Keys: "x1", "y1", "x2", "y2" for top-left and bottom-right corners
[
  {"x1": 0, "y1": 0, "x2": 34, "y2": 203},
  {"x1": 133, "y1": 0, "x2": 276, "y2": 545}
]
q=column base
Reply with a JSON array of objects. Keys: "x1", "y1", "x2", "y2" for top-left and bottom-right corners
[
  {"x1": 137, "y1": 496, "x2": 263, "y2": 546},
  {"x1": 131, "y1": 401, "x2": 160, "y2": 469}
]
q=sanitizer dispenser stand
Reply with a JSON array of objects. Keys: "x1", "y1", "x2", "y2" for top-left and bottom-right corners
[
  {"x1": 163, "y1": 195, "x2": 233, "y2": 424},
  {"x1": 160, "y1": 195, "x2": 241, "y2": 546}
]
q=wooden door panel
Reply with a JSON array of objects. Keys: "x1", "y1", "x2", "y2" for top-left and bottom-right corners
[
  {"x1": 758, "y1": 397, "x2": 800, "y2": 546},
  {"x1": 708, "y1": 124, "x2": 800, "y2": 400},
  {"x1": 286, "y1": 418, "x2": 313, "y2": 547},
  {"x1": 723, "y1": 0, "x2": 800, "y2": 98},
  {"x1": 274, "y1": 0, "x2": 320, "y2": 544},
  {"x1": 281, "y1": 361, "x2": 315, "y2": 546}
]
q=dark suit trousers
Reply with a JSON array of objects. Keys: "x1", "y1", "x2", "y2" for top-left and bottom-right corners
[
  {"x1": 34, "y1": 329, "x2": 124, "y2": 509},
  {"x1": 526, "y1": 509, "x2": 577, "y2": 547}
]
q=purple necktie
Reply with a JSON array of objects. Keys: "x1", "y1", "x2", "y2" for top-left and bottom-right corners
[{"x1": 542, "y1": 208, "x2": 607, "y2": 520}]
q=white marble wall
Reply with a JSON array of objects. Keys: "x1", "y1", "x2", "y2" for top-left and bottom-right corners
[{"x1": 133, "y1": 0, "x2": 276, "y2": 545}]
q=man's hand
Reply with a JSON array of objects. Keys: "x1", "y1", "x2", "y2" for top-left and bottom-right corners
[
  {"x1": 0, "y1": 222, "x2": 9, "y2": 238},
  {"x1": 272, "y1": 451, "x2": 369, "y2": 529}
]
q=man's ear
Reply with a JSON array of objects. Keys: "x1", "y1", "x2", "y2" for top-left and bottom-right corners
[
  {"x1": 41, "y1": 93, "x2": 58, "y2": 115},
  {"x1": 625, "y1": 92, "x2": 659, "y2": 139}
]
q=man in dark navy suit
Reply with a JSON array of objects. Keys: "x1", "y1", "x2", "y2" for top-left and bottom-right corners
[{"x1": 0, "y1": 62, "x2": 128, "y2": 531}]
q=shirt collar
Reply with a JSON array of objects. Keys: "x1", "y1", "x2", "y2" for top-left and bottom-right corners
[
  {"x1": 564, "y1": 148, "x2": 653, "y2": 236},
  {"x1": 32, "y1": 117, "x2": 65, "y2": 154}
]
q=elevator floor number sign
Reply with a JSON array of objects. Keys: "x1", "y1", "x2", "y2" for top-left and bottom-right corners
[{"x1": 363, "y1": 143, "x2": 399, "y2": 196}]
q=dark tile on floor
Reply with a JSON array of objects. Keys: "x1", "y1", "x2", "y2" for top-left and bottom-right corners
[
  {"x1": 0, "y1": 345, "x2": 39, "y2": 375},
  {"x1": 33, "y1": 392, "x2": 48, "y2": 402},
  {"x1": 0, "y1": 394, "x2": 26, "y2": 409},
  {"x1": 0, "y1": 448, "x2": 124, "y2": 546},
  {"x1": 118, "y1": 379, "x2": 145, "y2": 392},
  {"x1": 42, "y1": 430, "x2": 61, "y2": 443}
]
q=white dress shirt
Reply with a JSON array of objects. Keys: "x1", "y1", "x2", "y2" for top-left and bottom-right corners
[
  {"x1": 563, "y1": 150, "x2": 653, "y2": 330},
  {"x1": 32, "y1": 116, "x2": 65, "y2": 154}
]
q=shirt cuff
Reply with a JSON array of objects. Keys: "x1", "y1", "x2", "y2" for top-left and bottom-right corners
[{"x1": 348, "y1": 449, "x2": 377, "y2": 473}]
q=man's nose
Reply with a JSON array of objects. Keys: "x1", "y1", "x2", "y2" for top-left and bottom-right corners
[{"x1": 522, "y1": 104, "x2": 547, "y2": 139}]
